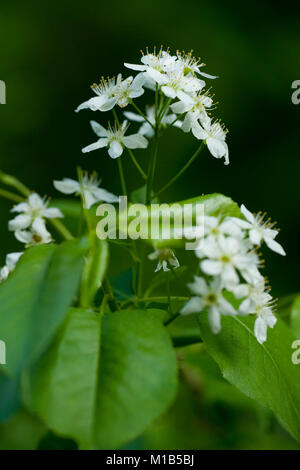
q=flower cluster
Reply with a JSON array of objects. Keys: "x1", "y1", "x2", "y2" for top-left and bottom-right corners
[
  {"x1": 1, "y1": 193, "x2": 63, "y2": 282},
  {"x1": 8, "y1": 193, "x2": 63, "y2": 246},
  {"x1": 181, "y1": 205, "x2": 285, "y2": 344},
  {"x1": 76, "y1": 48, "x2": 229, "y2": 165}
]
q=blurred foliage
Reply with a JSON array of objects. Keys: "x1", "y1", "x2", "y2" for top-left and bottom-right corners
[{"x1": 0, "y1": 0, "x2": 300, "y2": 450}]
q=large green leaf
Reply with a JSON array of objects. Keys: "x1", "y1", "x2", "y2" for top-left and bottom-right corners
[
  {"x1": 198, "y1": 313, "x2": 300, "y2": 443},
  {"x1": 0, "y1": 238, "x2": 88, "y2": 376},
  {"x1": 290, "y1": 295, "x2": 300, "y2": 337},
  {"x1": 95, "y1": 193, "x2": 241, "y2": 248},
  {"x1": 26, "y1": 308, "x2": 177, "y2": 449}
]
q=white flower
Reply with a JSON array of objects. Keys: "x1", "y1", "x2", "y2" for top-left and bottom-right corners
[
  {"x1": 159, "y1": 62, "x2": 205, "y2": 102},
  {"x1": 0, "y1": 252, "x2": 23, "y2": 282},
  {"x1": 82, "y1": 120, "x2": 148, "y2": 159},
  {"x1": 252, "y1": 291, "x2": 277, "y2": 344},
  {"x1": 231, "y1": 279, "x2": 269, "y2": 315},
  {"x1": 148, "y1": 248, "x2": 180, "y2": 272},
  {"x1": 171, "y1": 91, "x2": 213, "y2": 133},
  {"x1": 75, "y1": 76, "x2": 119, "y2": 113},
  {"x1": 231, "y1": 205, "x2": 286, "y2": 256},
  {"x1": 114, "y1": 74, "x2": 145, "y2": 108},
  {"x1": 200, "y1": 235, "x2": 259, "y2": 289},
  {"x1": 124, "y1": 105, "x2": 180, "y2": 138},
  {"x1": 54, "y1": 172, "x2": 119, "y2": 209},
  {"x1": 15, "y1": 217, "x2": 53, "y2": 246},
  {"x1": 124, "y1": 49, "x2": 177, "y2": 87},
  {"x1": 182, "y1": 215, "x2": 242, "y2": 256},
  {"x1": 181, "y1": 276, "x2": 236, "y2": 334},
  {"x1": 176, "y1": 51, "x2": 218, "y2": 79},
  {"x1": 192, "y1": 118, "x2": 229, "y2": 165},
  {"x1": 9, "y1": 193, "x2": 63, "y2": 233},
  {"x1": 75, "y1": 74, "x2": 145, "y2": 113}
]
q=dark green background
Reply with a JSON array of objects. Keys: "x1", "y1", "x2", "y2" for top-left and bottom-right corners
[{"x1": 0, "y1": 0, "x2": 299, "y2": 298}]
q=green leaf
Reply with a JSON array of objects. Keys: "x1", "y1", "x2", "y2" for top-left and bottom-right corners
[
  {"x1": 0, "y1": 372, "x2": 20, "y2": 423},
  {"x1": 290, "y1": 295, "x2": 300, "y2": 337},
  {"x1": 0, "y1": 238, "x2": 88, "y2": 376},
  {"x1": 95, "y1": 192, "x2": 241, "y2": 249},
  {"x1": 0, "y1": 409, "x2": 45, "y2": 450},
  {"x1": 198, "y1": 313, "x2": 300, "y2": 443},
  {"x1": 26, "y1": 308, "x2": 178, "y2": 449},
  {"x1": 80, "y1": 237, "x2": 109, "y2": 307}
]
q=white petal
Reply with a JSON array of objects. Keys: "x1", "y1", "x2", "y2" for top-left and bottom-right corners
[
  {"x1": 232, "y1": 283, "x2": 250, "y2": 299},
  {"x1": 53, "y1": 178, "x2": 80, "y2": 194},
  {"x1": 220, "y1": 219, "x2": 243, "y2": 238},
  {"x1": 82, "y1": 139, "x2": 108, "y2": 153},
  {"x1": 249, "y1": 228, "x2": 262, "y2": 245},
  {"x1": 131, "y1": 73, "x2": 145, "y2": 90},
  {"x1": 240, "y1": 204, "x2": 255, "y2": 224},
  {"x1": 124, "y1": 63, "x2": 146, "y2": 71},
  {"x1": 161, "y1": 86, "x2": 177, "y2": 99},
  {"x1": 28, "y1": 193, "x2": 43, "y2": 209},
  {"x1": 108, "y1": 140, "x2": 123, "y2": 159},
  {"x1": 9, "y1": 214, "x2": 31, "y2": 231},
  {"x1": 100, "y1": 97, "x2": 118, "y2": 112},
  {"x1": 208, "y1": 306, "x2": 221, "y2": 334},
  {"x1": 222, "y1": 264, "x2": 239, "y2": 288},
  {"x1": 263, "y1": 310, "x2": 277, "y2": 328},
  {"x1": 254, "y1": 317, "x2": 267, "y2": 344},
  {"x1": 42, "y1": 207, "x2": 63, "y2": 219},
  {"x1": 15, "y1": 230, "x2": 32, "y2": 244},
  {"x1": 218, "y1": 297, "x2": 236, "y2": 316},
  {"x1": 6, "y1": 252, "x2": 23, "y2": 269},
  {"x1": 146, "y1": 68, "x2": 168, "y2": 85},
  {"x1": 75, "y1": 96, "x2": 106, "y2": 113},
  {"x1": 83, "y1": 190, "x2": 96, "y2": 209},
  {"x1": 123, "y1": 111, "x2": 144, "y2": 122},
  {"x1": 0, "y1": 266, "x2": 9, "y2": 281},
  {"x1": 123, "y1": 134, "x2": 148, "y2": 149},
  {"x1": 162, "y1": 260, "x2": 169, "y2": 272},
  {"x1": 92, "y1": 187, "x2": 119, "y2": 203},
  {"x1": 201, "y1": 259, "x2": 222, "y2": 276},
  {"x1": 187, "y1": 276, "x2": 208, "y2": 296},
  {"x1": 180, "y1": 297, "x2": 204, "y2": 315},
  {"x1": 11, "y1": 202, "x2": 30, "y2": 213},
  {"x1": 90, "y1": 120, "x2": 107, "y2": 137},
  {"x1": 198, "y1": 70, "x2": 218, "y2": 79},
  {"x1": 32, "y1": 217, "x2": 49, "y2": 236},
  {"x1": 191, "y1": 122, "x2": 207, "y2": 140},
  {"x1": 206, "y1": 137, "x2": 227, "y2": 159},
  {"x1": 170, "y1": 101, "x2": 189, "y2": 114},
  {"x1": 264, "y1": 236, "x2": 286, "y2": 256},
  {"x1": 239, "y1": 297, "x2": 254, "y2": 314}
]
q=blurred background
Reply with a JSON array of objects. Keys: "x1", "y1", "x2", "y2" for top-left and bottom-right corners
[{"x1": 0, "y1": 0, "x2": 300, "y2": 449}]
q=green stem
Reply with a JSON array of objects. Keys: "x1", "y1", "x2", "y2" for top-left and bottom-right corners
[
  {"x1": 49, "y1": 218, "x2": 73, "y2": 240},
  {"x1": 117, "y1": 158, "x2": 127, "y2": 196},
  {"x1": 103, "y1": 277, "x2": 120, "y2": 312},
  {"x1": 164, "y1": 312, "x2": 180, "y2": 326},
  {"x1": 146, "y1": 138, "x2": 159, "y2": 203},
  {"x1": 0, "y1": 188, "x2": 23, "y2": 203},
  {"x1": 127, "y1": 149, "x2": 147, "y2": 180},
  {"x1": 152, "y1": 142, "x2": 205, "y2": 200},
  {"x1": 129, "y1": 100, "x2": 155, "y2": 129},
  {"x1": 123, "y1": 295, "x2": 189, "y2": 307},
  {"x1": 157, "y1": 97, "x2": 172, "y2": 122},
  {"x1": 0, "y1": 170, "x2": 31, "y2": 197},
  {"x1": 167, "y1": 272, "x2": 172, "y2": 314}
]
